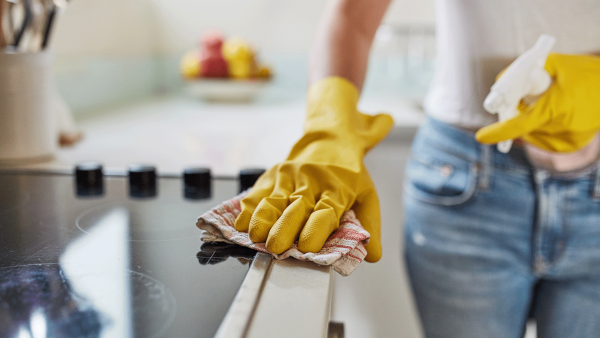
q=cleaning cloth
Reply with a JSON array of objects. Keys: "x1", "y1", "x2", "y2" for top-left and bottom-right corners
[{"x1": 196, "y1": 192, "x2": 371, "y2": 276}]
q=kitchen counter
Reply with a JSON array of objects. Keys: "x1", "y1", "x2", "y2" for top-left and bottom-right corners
[
  {"x1": 0, "y1": 93, "x2": 425, "y2": 337},
  {"x1": 6, "y1": 94, "x2": 424, "y2": 177}
]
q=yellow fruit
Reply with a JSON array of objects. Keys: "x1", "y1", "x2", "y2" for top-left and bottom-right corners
[
  {"x1": 222, "y1": 37, "x2": 254, "y2": 60},
  {"x1": 222, "y1": 37, "x2": 255, "y2": 79},
  {"x1": 256, "y1": 64, "x2": 272, "y2": 79},
  {"x1": 180, "y1": 50, "x2": 202, "y2": 79}
]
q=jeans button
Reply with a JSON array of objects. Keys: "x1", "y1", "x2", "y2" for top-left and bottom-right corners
[{"x1": 440, "y1": 164, "x2": 453, "y2": 177}]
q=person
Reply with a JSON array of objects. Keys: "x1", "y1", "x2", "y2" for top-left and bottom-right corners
[{"x1": 234, "y1": 1, "x2": 600, "y2": 337}]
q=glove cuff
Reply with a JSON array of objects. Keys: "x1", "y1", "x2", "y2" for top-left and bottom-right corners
[
  {"x1": 307, "y1": 76, "x2": 359, "y2": 105},
  {"x1": 306, "y1": 77, "x2": 360, "y2": 128}
]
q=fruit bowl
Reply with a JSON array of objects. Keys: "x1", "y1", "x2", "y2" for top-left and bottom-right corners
[
  {"x1": 180, "y1": 32, "x2": 273, "y2": 103},
  {"x1": 185, "y1": 78, "x2": 270, "y2": 103}
]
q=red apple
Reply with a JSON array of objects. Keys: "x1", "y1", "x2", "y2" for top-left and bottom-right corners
[{"x1": 200, "y1": 32, "x2": 229, "y2": 78}]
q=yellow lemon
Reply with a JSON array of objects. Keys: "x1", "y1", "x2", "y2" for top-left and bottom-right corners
[
  {"x1": 180, "y1": 50, "x2": 202, "y2": 79},
  {"x1": 222, "y1": 38, "x2": 255, "y2": 79},
  {"x1": 256, "y1": 64, "x2": 272, "y2": 79}
]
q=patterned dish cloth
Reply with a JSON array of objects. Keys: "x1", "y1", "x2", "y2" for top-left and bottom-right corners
[{"x1": 196, "y1": 192, "x2": 371, "y2": 276}]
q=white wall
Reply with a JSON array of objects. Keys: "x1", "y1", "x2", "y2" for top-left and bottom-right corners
[
  {"x1": 52, "y1": 0, "x2": 158, "y2": 58},
  {"x1": 50, "y1": 0, "x2": 435, "y2": 112},
  {"x1": 54, "y1": 0, "x2": 435, "y2": 57},
  {"x1": 149, "y1": 0, "x2": 327, "y2": 56},
  {"x1": 51, "y1": 0, "x2": 160, "y2": 111},
  {"x1": 384, "y1": 0, "x2": 436, "y2": 26}
]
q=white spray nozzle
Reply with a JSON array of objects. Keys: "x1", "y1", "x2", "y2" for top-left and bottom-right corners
[{"x1": 483, "y1": 34, "x2": 556, "y2": 153}]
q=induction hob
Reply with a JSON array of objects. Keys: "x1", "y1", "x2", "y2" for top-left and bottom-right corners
[{"x1": 0, "y1": 165, "x2": 264, "y2": 338}]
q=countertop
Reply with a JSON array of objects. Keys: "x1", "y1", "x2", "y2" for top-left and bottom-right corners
[
  {"x1": 7, "y1": 94, "x2": 425, "y2": 176},
  {"x1": 0, "y1": 93, "x2": 426, "y2": 338}
]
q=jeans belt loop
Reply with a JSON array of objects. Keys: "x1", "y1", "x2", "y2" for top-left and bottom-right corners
[
  {"x1": 479, "y1": 144, "x2": 492, "y2": 191},
  {"x1": 592, "y1": 160, "x2": 600, "y2": 200}
]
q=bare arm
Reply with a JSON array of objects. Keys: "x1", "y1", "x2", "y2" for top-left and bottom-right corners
[{"x1": 309, "y1": 0, "x2": 393, "y2": 91}]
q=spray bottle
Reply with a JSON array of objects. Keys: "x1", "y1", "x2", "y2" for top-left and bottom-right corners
[{"x1": 483, "y1": 34, "x2": 556, "y2": 153}]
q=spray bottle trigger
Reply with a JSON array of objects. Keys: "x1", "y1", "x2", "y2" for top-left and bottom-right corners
[
  {"x1": 498, "y1": 140, "x2": 513, "y2": 153},
  {"x1": 495, "y1": 105, "x2": 519, "y2": 153}
]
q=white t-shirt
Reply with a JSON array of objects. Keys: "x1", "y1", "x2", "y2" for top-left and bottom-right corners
[{"x1": 424, "y1": 0, "x2": 600, "y2": 128}]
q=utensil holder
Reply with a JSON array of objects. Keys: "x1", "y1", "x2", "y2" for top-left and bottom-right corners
[{"x1": 0, "y1": 51, "x2": 57, "y2": 164}]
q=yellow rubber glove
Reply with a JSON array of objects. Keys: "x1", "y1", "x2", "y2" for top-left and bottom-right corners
[
  {"x1": 476, "y1": 53, "x2": 600, "y2": 153},
  {"x1": 234, "y1": 77, "x2": 394, "y2": 262}
]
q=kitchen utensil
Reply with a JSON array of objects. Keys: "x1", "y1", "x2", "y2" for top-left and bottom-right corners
[
  {"x1": 3, "y1": 0, "x2": 16, "y2": 46},
  {"x1": 40, "y1": 0, "x2": 54, "y2": 48},
  {"x1": 11, "y1": 0, "x2": 32, "y2": 49},
  {"x1": 20, "y1": 0, "x2": 44, "y2": 52},
  {"x1": 41, "y1": 0, "x2": 67, "y2": 49},
  {"x1": 0, "y1": 0, "x2": 6, "y2": 48}
]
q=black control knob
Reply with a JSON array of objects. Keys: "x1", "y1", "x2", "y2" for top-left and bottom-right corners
[
  {"x1": 183, "y1": 167, "x2": 211, "y2": 199},
  {"x1": 75, "y1": 161, "x2": 104, "y2": 196},
  {"x1": 239, "y1": 168, "x2": 266, "y2": 193},
  {"x1": 129, "y1": 164, "x2": 157, "y2": 198}
]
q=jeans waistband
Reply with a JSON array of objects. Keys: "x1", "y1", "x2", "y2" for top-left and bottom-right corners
[
  {"x1": 417, "y1": 117, "x2": 600, "y2": 198},
  {"x1": 417, "y1": 117, "x2": 531, "y2": 172}
]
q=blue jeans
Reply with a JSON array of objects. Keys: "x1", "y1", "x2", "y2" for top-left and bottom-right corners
[{"x1": 403, "y1": 118, "x2": 600, "y2": 338}]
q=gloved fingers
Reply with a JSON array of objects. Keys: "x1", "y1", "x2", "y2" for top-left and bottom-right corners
[
  {"x1": 540, "y1": 53, "x2": 599, "y2": 82},
  {"x1": 272, "y1": 162, "x2": 301, "y2": 195},
  {"x1": 542, "y1": 53, "x2": 562, "y2": 78},
  {"x1": 246, "y1": 164, "x2": 298, "y2": 240},
  {"x1": 287, "y1": 165, "x2": 317, "y2": 208},
  {"x1": 477, "y1": 81, "x2": 565, "y2": 146},
  {"x1": 248, "y1": 196, "x2": 287, "y2": 242},
  {"x1": 235, "y1": 184, "x2": 273, "y2": 232},
  {"x1": 475, "y1": 100, "x2": 550, "y2": 145},
  {"x1": 352, "y1": 187, "x2": 382, "y2": 263},
  {"x1": 298, "y1": 196, "x2": 340, "y2": 253},
  {"x1": 265, "y1": 197, "x2": 310, "y2": 254},
  {"x1": 235, "y1": 163, "x2": 295, "y2": 232}
]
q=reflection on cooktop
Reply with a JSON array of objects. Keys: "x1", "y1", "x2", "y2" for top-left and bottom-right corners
[
  {"x1": 0, "y1": 171, "x2": 255, "y2": 337},
  {"x1": 76, "y1": 201, "x2": 200, "y2": 241},
  {"x1": 197, "y1": 242, "x2": 257, "y2": 265},
  {"x1": 0, "y1": 264, "x2": 177, "y2": 338},
  {"x1": 0, "y1": 264, "x2": 103, "y2": 338}
]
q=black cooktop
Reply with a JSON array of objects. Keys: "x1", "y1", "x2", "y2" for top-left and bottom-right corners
[{"x1": 0, "y1": 166, "x2": 262, "y2": 338}]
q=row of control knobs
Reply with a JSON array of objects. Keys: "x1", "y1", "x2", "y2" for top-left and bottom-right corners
[{"x1": 75, "y1": 161, "x2": 265, "y2": 199}]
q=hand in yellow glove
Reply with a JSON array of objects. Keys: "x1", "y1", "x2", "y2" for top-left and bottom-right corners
[
  {"x1": 234, "y1": 77, "x2": 394, "y2": 262},
  {"x1": 476, "y1": 53, "x2": 600, "y2": 153}
]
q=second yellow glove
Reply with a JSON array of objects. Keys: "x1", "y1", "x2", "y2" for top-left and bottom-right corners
[
  {"x1": 234, "y1": 77, "x2": 394, "y2": 262},
  {"x1": 476, "y1": 53, "x2": 600, "y2": 153}
]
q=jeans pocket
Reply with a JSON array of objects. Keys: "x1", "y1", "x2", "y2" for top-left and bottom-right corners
[{"x1": 404, "y1": 154, "x2": 478, "y2": 206}]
